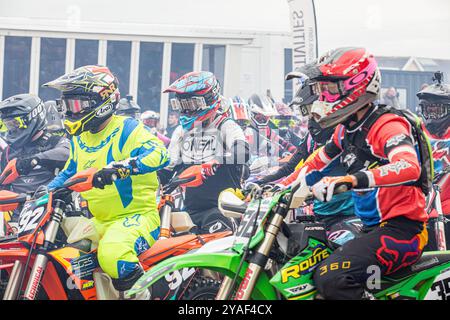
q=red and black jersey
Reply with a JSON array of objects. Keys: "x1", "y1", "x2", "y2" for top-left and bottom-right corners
[{"x1": 282, "y1": 105, "x2": 428, "y2": 226}]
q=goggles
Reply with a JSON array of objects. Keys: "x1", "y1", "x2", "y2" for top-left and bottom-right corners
[
  {"x1": 312, "y1": 81, "x2": 347, "y2": 103},
  {"x1": 3, "y1": 116, "x2": 28, "y2": 132},
  {"x1": 272, "y1": 118, "x2": 296, "y2": 128},
  {"x1": 420, "y1": 102, "x2": 449, "y2": 120},
  {"x1": 170, "y1": 96, "x2": 208, "y2": 113},
  {"x1": 253, "y1": 113, "x2": 269, "y2": 126},
  {"x1": 61, "y1": 97, "x2": 96, "y2": 115}
]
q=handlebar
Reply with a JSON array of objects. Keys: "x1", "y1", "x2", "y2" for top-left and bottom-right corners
[{"x1": 163, "y1": 175, "x2": 196, "y2": 195}]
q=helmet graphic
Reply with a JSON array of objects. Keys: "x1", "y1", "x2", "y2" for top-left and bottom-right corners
[
  {"x1": 229, "y1": 96, "x2": 250, "y2": 128},
  {"x1": 43, "y1": 65, "x2": 120, "y2": 136},
  {"x1": 0, "y1": 94, "x2": 47, "y2": 148},
  {"x1": 308, "y1": 47, "x2": 381, "y2": 128},
  {"x1": 164, "y1": 71, "x2": 222, "y2": 130},
  {"x1": 247, "y1": 94, "x2": 278, "y2": 128}
]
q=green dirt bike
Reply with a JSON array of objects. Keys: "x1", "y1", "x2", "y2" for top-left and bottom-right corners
[{"x1": 127, "y1": 173, "x2": 450, "y2": 300}]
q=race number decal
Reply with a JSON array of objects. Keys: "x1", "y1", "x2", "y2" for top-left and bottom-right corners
[
  {"x1": 18, "y1": 204, "x2": 46, "y2": 234},
  {"x1": 234, "y1": 198, "x2": 272, "y2": 246},
  {"x1": 165, "y1": 268, "x2": 196, "y2": 290},
  {"x1": 425, "y1": 269, "x2": 450, "y2": 300}
]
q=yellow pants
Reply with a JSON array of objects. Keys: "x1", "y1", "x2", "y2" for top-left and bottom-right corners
[{"x1": 94, "y1": 213, "x2": 160, "y2": 279}]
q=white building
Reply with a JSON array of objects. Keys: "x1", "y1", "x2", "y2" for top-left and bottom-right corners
[{"x1": 0, "y1": 0, "x2": 294, "y2": 125}]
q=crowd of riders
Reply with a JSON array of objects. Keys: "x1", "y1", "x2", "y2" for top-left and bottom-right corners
[{"x1": 0, "y1": 45, "x2": 448, "y2": 300}]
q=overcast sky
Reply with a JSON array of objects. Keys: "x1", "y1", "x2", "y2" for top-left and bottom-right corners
[
  {"x1": 184, "y1": 0, "x2": 450, "y2": 60},
  {"x1": 312, "y1": 0, "x2": 450, "y2": 59},
  {"x1": 1, "y1": 0, "x2": 449, "y2": 59}
]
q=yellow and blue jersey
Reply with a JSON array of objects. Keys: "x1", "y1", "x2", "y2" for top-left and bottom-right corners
[{"x1": 48, "y1": 115, "x2": 169, "y2": 223}]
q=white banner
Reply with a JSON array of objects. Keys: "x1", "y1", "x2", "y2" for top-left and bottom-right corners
[{"x1": 286, "y1": 0, "x2": 318, "y2": 70}]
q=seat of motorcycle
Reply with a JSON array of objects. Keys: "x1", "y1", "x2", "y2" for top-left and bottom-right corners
[{"x1": 383, "y1": 251, "x2": 450, "y2": 282}]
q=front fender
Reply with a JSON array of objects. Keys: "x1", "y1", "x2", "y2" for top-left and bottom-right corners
[{"x1": 127, "y1": 251, "x2": 277, "y2": 300}]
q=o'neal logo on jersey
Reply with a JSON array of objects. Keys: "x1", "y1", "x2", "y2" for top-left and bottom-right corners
[{"x1": 181, "y1": 135, "x2": 218, "y2": 162}]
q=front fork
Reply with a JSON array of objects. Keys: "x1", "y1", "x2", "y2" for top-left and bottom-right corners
[
  {"x1": 433, "y1": 186, "x2": 447, "y2": 251},
  {"x1": 159, "y1": 195, "x2": 174, "y2": 239},
  {"x1": 216, "y1": 201, "x2": 288, "y2": 300},
  {"x1": 5, "y1": 200, "x2": 65, "y2": 300}
]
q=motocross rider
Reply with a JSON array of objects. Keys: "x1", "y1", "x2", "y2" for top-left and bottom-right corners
[
  {"x1": 45, "y1": 65, "x2": 169, "y2": 299},
  {"x1": 281, "y1": 47, "x2": 429, "y2": 299},
  {"x1": 416, "y1": 73, "x2": 450, "y2": 250},
  {"x1": 258, "y1": 72, "x2": 355, "y2": 233},
  {"x1": 0, "y1": 94, "x2": 70, "y2": 230},
  {"x1": 246, "y1": 93, "x2": 297, "y2": 159},
  {"x1": 140, "y1": 110, "x2": 171, "y2": 146},
  {"x1": 162, "y1": 71, "x2": 250, "y2": 234}
]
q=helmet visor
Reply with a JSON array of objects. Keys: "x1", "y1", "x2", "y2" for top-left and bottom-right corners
[{"x1": 420, "y1": 102, "x2": 449, "y2": 120}]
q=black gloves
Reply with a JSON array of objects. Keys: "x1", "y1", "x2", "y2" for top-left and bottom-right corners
[
  {"x1": 16, "y1": 157, "x2": 39, "y2": 175},
  {"x1": 92, "y1": 164, "x2": 131, "y2": 189}
]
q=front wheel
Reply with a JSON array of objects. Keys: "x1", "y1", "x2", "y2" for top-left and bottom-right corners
[{"x1": 180, "y1": 276, "x2": 221, "y2": 300}]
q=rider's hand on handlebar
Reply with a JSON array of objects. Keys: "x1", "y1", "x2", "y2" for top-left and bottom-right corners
[
  {"x1": 93, "y1": 164, "x2": 131, "y2": 189},
  {"x1": 16, "y1": 157, "x2": 39, "y2": 175},
  {"x1": 201, "y1": 160, "x2": 219, "y2": 179},
  {"x1": 312, "y1": 175, "x2": 355, "y2": 202}
]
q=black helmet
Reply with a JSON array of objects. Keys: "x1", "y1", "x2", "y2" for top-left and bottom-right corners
[
  {"x1": 116, "y1": 95, "x2": 141, "y2": 119},
  {"x1": 44, "y1": 100, "x2": 64, "y2": 133},
  {"x1": 416, "y1": 73, "x2": 450, "y2": 136},
  {"x1": 0, "y1": 94, "x2": 47, "y2": 148},
  {"x1": 43, "y1": 65, "x2": 120, "y2": 136}
]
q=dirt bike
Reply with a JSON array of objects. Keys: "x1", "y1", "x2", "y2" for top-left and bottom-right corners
[
  {"x1": 127, "y1": 172, "x2": 450, "y2": 300},
  {"x1": 0, "y1": 158, "x2": 90, "y2": 237},
  {"x1": 0, "y1": 167, "x2": 230, "y2": 300}
]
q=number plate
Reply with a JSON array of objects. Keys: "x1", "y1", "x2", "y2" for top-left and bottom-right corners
[
  {"x1": 17, "y1": 195, "x2": 49, "y2": 236},
  {"x1": 233, "y1": 197, "x2": 272, "y2": 249}
]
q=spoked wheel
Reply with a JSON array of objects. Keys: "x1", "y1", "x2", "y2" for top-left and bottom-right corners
[{"x1": 180, "y1": 276, "x2": 221, "y2": 300}]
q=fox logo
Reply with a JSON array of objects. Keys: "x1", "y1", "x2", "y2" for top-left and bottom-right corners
[{"x1": 376, "y1": 235, "x2": 422, "y2": 275}]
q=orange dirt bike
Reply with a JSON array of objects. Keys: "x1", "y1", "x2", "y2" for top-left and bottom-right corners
[{"x1": 0, "y1": 167, "x2": 230, "y2": 300}]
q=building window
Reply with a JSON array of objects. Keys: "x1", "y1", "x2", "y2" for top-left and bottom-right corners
[
  {"x1": 284, "y1": 48, "x2": 293, "y2": 103},
  {"x1": 170, "y1": 43, "x2": 195, "y2": 84},
  {"x1": 2, "y1": 36, "x2": 32, "y2": 99},
  {"x1": 75, "y1": 39, "x2": 99, "y2": 68},
  {"x1": 137, "y1": 42, "x2": 164, "y2": 112},
  {"x1": 107, "y1": 41, "x2": 131, "y2": 96},
  {"x1": 202, "y1": 45, "x2": 225, "y2": 91},
  {"x1": 39, "y1": 37, "x2": 67, "y2": 101}
]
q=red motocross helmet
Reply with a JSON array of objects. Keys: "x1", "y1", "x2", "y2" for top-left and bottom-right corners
[{"x1": 309, "y1": 47, "x2": 381, "y2": 128}]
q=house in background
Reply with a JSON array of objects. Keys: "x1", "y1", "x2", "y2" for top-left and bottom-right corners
[{"x1": 375, "y1": 56, "x2": 450, "y2": 111}]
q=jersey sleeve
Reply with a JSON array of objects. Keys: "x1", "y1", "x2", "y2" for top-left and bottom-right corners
[
  {"x1": 122, "y1": 121, "x2": 170, "y2": 174},
  {"x1": 280, "y1": 126, "x2": 344, "y2": 187},
  {"x1": 166, "y1": 125, "x2": 184, "y2": 170},
  {"x1": 353, "y1": 114, "x2": 421, "y2": 188}
]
